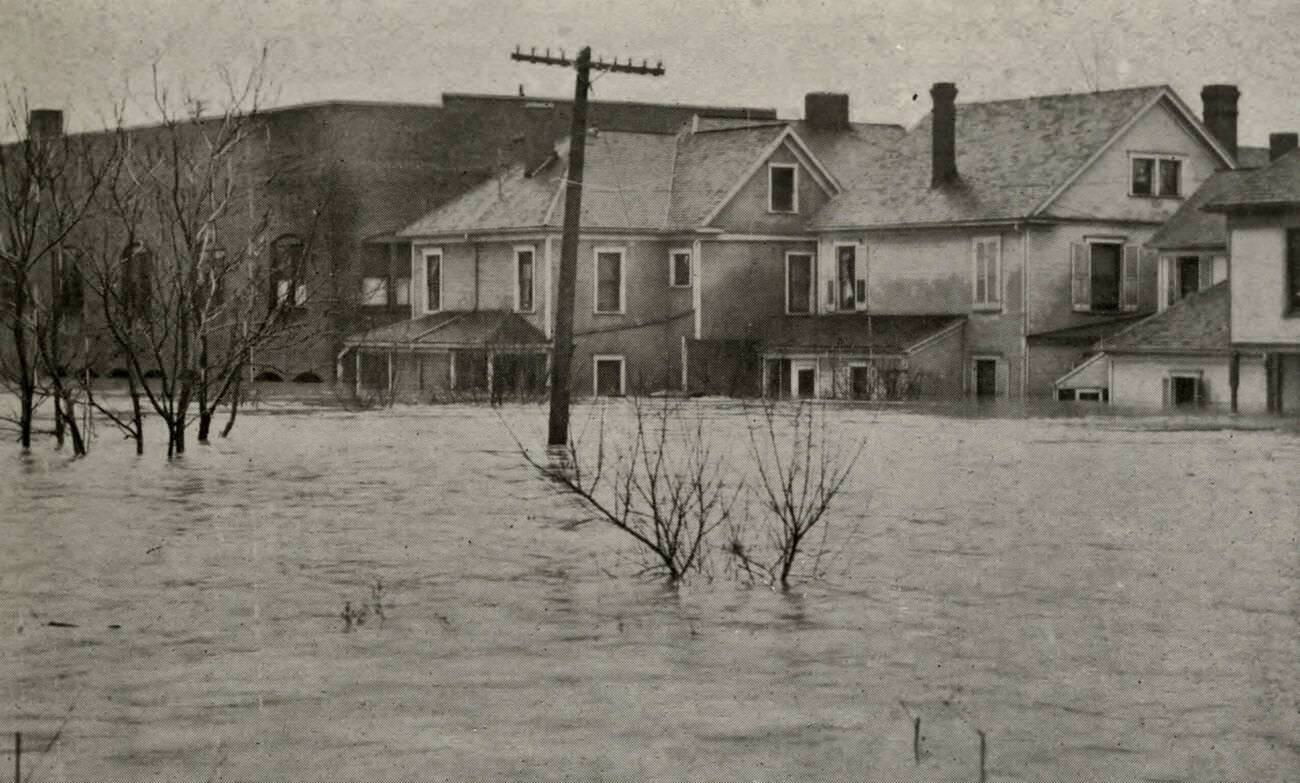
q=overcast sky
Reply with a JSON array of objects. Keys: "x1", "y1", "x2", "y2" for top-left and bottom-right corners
[{"x1": 2, "y1": 0, "x2": 1296, "y2": 145}]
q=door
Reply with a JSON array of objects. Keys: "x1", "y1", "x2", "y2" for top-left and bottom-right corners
[
  {"x1": 850, "y1": 365, "x2": 870, "y2": 400},
  {"x1": 792, "y1": 360, "x2": 817, "y2": 399},
  {"x1": 1172, "y1": 375, "x2": 1198, "y2": 407},
  {"x1": 1178, "y1": 256, "x2": 1200, "y2": 300},
  {"x1": 974, "y1": 358, "x2": 998, "y2": 399}
]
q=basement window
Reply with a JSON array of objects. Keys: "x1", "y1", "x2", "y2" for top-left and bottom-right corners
[{"x1": 769, "y1": 164, "x2": 797, "y2": 213}]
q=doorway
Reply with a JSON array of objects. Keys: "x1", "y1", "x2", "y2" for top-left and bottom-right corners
[
  {"x1": 1171, "y1": 375, "x2": 1199, "y2": 407},
  {"x1": 850, "y1": 365, "x2": 870, "y2": 400},
  {"x1": 974, "y1": 358, "x2": 998, "y2": 399},
  {"x1": 792, "y1": 361, "x2": 817, "y2": 399}
]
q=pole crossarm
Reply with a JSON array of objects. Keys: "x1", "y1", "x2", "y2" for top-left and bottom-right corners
[{"x1": 511, "y1": 46, "x2": 665, "y2": 76}]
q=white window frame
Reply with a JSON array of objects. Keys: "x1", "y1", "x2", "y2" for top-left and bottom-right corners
[
  {"x1": 1129, "y1": 152, "x2": 1186, "y2": 198},
  {"x1": 832, "y1": 241, "x2": 860, "y2": 311},
  {"x1": 592, "y1": 354, "x2": 626, "y2": 397},
  {"x1": 784, "y1": 250, "x2": 816, "y2": 315},
  {"x1": 514, "y1": 245, "x2": 536, "y2": 313},
  {"x1": 1073, "y1": 237, "x2": 1128, "y2": 313},
  {"x1": 768, "y1": 163, "x2": 799, "y2": 214},
  {"x1": 971, "y1": 235, "x2": 1002, "y2": 311},
  {"x1": 593, "y1": 246, "x2": 626, "y2": 315},
  {"x1": 422, "y1": 247, "x2": 443, "y2": 314},
  {"x1": 360, "y1": 276, "x2": 389, "y2": 307},
  {"x1": 668, "y1": 248, "x2": 692, "y2": 288}
]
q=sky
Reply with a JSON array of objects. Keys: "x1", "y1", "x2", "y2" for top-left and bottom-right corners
[{"x1": 2, "y1": 0, "x2": 1297, "y2": 146}]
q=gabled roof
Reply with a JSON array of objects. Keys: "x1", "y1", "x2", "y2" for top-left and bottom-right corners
[
  {"x1": 399, "y1": 119, "x2": 888, "y2": 237},
  {"x1": 812, "y1": 86, "x2": 1229, "y2": 229},
  {"x1": 345, "y1": 310, "x2": 549, "y2": 348},
  {"x1": 1100, "y1": 281, "x2": 1229, "y2": 354},
  {"x1": 1204, "y1": 149, "x2": 1300, "y2": 211}
]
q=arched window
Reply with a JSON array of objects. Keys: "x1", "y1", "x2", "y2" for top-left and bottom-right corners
[
  {"x1": 269, "y1": 235, "x2": 305, "y2": 312},
  {"x1": 292, "y1": 371, "x2": 323, "y2": 383},
  {"x1": 255, "y1": 370, "x2": 284, "y2": 382}
]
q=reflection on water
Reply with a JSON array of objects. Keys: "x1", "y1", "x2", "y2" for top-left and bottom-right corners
[{"x1": 1, "y1": 401, "x2": 1296, "y2": 781}]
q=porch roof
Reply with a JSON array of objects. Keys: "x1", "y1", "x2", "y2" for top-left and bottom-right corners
[
  {"x1": 1027, "y1": 314, "x2": 1148, "y2": 345},
  {"x1": 345, "y1": 310, "x2": 550, "y2": 350},
  {"x1": 759, "y1": 313, "x2": 963, "y2": 354},
  {"x1": 1099, "y1": 281, "x2": 1229, "y2": 355}
]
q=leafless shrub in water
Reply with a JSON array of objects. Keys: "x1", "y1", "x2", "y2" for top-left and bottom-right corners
[
  {"x1": 728, "y1": 399, "x2": 865, "y2": 590},
  {"x1": 509, "y1": 397, "x2": 741, "y2": 584}
]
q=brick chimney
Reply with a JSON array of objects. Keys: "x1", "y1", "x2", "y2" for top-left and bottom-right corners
[
  {"x1": 1201, "y1": 84, "x2": 1239, "y2": 162},
  {"x1": 27, "y1": 109, "x2": 63, "y2": 141},
  {"x1": 930, "y1": 82, "x2": 958, "y2": 188},
  {"x1": 804, "y1": 92, "x2": 849, "y2": 132},
  {"x1": 522, "y1": 101, "x2": 555, "y2": 176},
  {"x1": 1269, "y1": 132, "x2": 1298, "y2": 162}
]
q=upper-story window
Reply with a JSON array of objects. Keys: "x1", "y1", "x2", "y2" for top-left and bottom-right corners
[
  {"x1": 423, "y1": 248, "x2": 442, "y2": 313},
  {"x1": 1287, "y1": 228, "x2": 1300, "y2": 316},
  {"x1": 971, "y1": 236, "x2": 1001, "y2": 310},
  {"x1": 121, "y1": 240, "x2": 153, "y2": 317},
  {"x1": 1072, "y1": 239, "x2": 1143, "y2": 313},
  {"x1": 594, "y1": 247, "x2": 624, "y2": 314},
  {"x1": 768, "y1": 164, "x2": 797, "y2": 213},
  {"x1": 1163, "y1": 254, "x2": 1214, "y2": 309},
  {"x1": 270, "y1": 235, "x2": 306, "y2": 310},
  {"x1": 515, "y1": 246, "x2": 535, "y2": 312},
  {"x1": 361, "y1": 277, "x2": 389, "y2": 307},
  {"x1": 668, "y1": 249, "x2": 691, "y2": 288},
  {"x1": 56, "y1": 246, "x2": 85, "y2": 318},
  {"x1": 1131, "y1": 154, "x2": 1183, "y2": 198},
  {"x1": 831, "y1": 243, "x2": 864, "y2": 311},
  {"x1": 785, "y1": 251, "x2": 814, "y2": 314}
]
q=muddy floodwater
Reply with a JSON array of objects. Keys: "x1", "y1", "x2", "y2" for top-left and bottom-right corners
[{"x1": 2, "y1": 401, "x2": 1297, "y2": 781}]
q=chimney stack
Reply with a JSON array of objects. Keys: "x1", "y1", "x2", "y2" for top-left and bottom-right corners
[
  {"x1": 804, "y1": 92, "x2": 850, "y2": 132},
  {"x1": 522, "y1": 101, "x2": 555, "y2": 176},
  {"x1": 930, "y1": 82, "x2": 958, "y2": 188},
  {"x1": 1201, "y1": 84, "x2": 1239, "y2": 162},
  {"x1": 1269, "y1": 132, "x2": 1298, "y2": 162},
  {"x1": 28, "y1": 109, "x2": 63, "y2": 142}
]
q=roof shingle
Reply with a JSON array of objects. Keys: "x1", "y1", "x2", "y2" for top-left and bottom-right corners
[
  {"x1": 1204, "y1": 149, "x2": 1300, "y2": 211},
  {"x1": 1100, "y1": 282, "x2": 1229, "y2": 354}
]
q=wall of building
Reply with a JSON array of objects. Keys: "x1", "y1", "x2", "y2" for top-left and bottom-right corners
[
  {"x1": 908, "y1": 323, "x2": 966, "y2": 398},
  {"x1": 1029, "y1": 342, "x2": 1098, "y2": 398},
  {"x1": 1050, "y1": 99, "x2": 1223, "y2": 224},
  {"x1": 1229, "y1": 212, "x2": 1300, "y2": 346},
  {"x1": 699, "y1": 239, "x2": 817, "y2": 339},
  {"x1": 1025, "y1": 222, "x2": 1159, "y2": 336},
  {"x1": 1109, "y1": 352, "x2": 1270, "y2": 413}
]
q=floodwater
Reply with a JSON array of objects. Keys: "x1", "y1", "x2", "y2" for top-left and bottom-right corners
[{"x1": 1, "y1": 400, "x2": 1296, "y2": 781}]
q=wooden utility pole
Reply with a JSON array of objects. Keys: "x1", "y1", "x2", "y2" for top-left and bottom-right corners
[{"x1": 510, "y1": 46, "x2": 664, "y2": 446}]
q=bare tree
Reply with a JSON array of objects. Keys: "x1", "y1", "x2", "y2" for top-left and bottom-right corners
[
  {"x1": 509, "y1": 398, "x2": 741, "y2": 583},
  {"x1": 79, "y1": 53, "x2": 331, "y2": 457},
  {"x1": 0, "y1": 95, "x2": 120, "y2": 453},
  {"x1": 730, "y1": 400, "x2": 865, "y2": 589}
]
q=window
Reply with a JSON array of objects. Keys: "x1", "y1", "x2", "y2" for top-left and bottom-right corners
[
  {"x1": 834, "y1": 243, "x2": 865, "y2": 311},
  {"x1": 594, "y1": 247, "x2": 624, "y2": 314},
  {"x1": 785, "y1": 252, "x2": 814, "y2": 314},
  {"x1": 669, "y1": 249, "x2": 691, "y2": 288},
  {"x1": 1072, "y1": 240, "x2": 1144, "y2": 312},
  {"x1": 270, "y1": 235, "x2": 306, "y2": 310},
  {"x1": 1164, "y1": 254, "x2": 1213, "y2": 308},
  {"x1": 197, "y1": 246, "x2": 226, "y2": 312},
  {"x1": 361, "y1": 276, "x2": 389, "y2": 307},
  {"x1": 1288, "y1": 228, "x2": 1300, "y2": 316},
  {"x1": 1130, "y1": 154, "x2": 1183, "y2": 197},
  {"x1": 971, "y1": 236, "x2": 1001, "y2": 310},
  {"x1": 769, "y1": 164, "x2": 797, "y2": 213},
  {"x1": 1163, "y1": 372, "x2": 1204, "y2": 408},
  {"x1": 121, "y1": 241, "x2": 152, "y2": 317},
  {"x1": 423, "y1": 249, "x2": 442, "y2": 313},
  {"x1": 394, "y1": 277, "x2": 411, "y2": 307},
  {"x1": 56, "y1": 247, "x2": 84, "y2": 317},
  {"x1": 793, "y1": 361, "x2": 817, "y2": 399},
  {"x1": 593, "y1": 355, "x2": 625, "y2": 397},
  {"x1": 515, "y1": 246, "x2": 535, "y2": 312}
]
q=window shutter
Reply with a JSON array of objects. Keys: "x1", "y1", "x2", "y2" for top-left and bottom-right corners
[
  {"x1": 1198, "y1": 255, "x2": 1214, "y2": 291},
  {"x1": 1164, "y1": 255, "x2": 1178, "y2": 310},
  {"x1": 1161, "y1": 376, "x2": 1171, "y2": 408},
  {"x1": 1071, "y1": 243, "x2": 1090, "y2": 311},
  {"x1": 973, "y1": 240, "x2": 985, "y2": 304},
  {"x1": 854, "y1": 243, "x2": 869, "y2": 311},
  {"x1": 986, "y1": 239, "x2": 1001, "y2": 304},
  {"x1": 1139, "y1": 248, "x2": 1159, "y2": 311},
  {"x1": 1121, "y1": 244, "x2": 1140, "y2": 311}
]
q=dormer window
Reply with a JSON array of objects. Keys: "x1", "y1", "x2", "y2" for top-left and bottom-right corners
[
  {"x1": 1131, "y1": 154, "x2": 1183, "y2": 198},
  {"x1": 768, "y1": 164, "x2": 797, "y2": 213}
]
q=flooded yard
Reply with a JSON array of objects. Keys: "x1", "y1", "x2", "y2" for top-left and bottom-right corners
[{"x1": 2, "y1": 401, "x2": 1297, "y2": 781}]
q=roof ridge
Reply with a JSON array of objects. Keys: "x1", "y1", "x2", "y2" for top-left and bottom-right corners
[{"x1": 953, "y1": 83, "x2": 1168, "y2": 108}]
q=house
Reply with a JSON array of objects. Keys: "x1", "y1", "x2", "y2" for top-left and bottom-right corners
[
  {"x1": 808, "y1": 83, "x2": 1242, "y2": 400},
  {"x1": 1055, "y1": 135, "x2": 1281, "y2": 409},
  {"x1": 344, "y1": 93, "x2": 911, "y2": 399},
  {"x1": 1203, "y1": 139, "x2": 1300, "y2": 413}
]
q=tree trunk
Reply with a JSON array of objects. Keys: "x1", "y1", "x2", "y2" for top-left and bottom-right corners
[
  {"x1": 197, "y1": 411, "x2": 212, "y2": 442},
  {"x1": 128, "y1": 374, "x2": 144, "y2": 456},
  {"x1": 18, "y1": 387, "x2": 33, "y2": 450},
  {"x1": 58, "y1": 391, "x2": 86, "y2": 457},
  {"x1": 54, "y1": 393, "x2": 66, "y2": 448},
  {"x1": 221, "y1": 373, "x2": 242, "y2": 438}
]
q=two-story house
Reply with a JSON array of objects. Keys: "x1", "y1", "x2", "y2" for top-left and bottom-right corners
[
  {"x1": 343, "y1": 94, "x2": 905, "y2": 399},
  {"x1": 807, "y1": 83, "x2": 1238, "y2": 401}
]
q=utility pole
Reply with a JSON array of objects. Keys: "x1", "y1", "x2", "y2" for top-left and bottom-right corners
[{"x1": 510, "y1": 45, "x2": 664, "y2": 447}]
